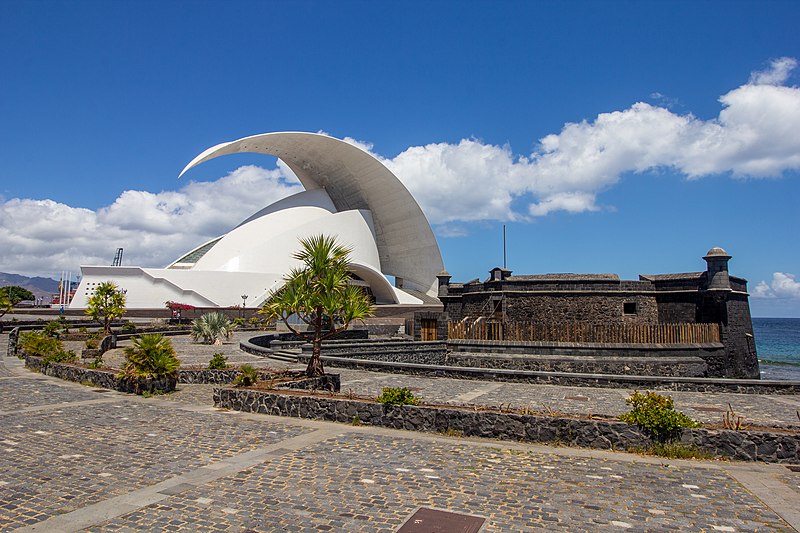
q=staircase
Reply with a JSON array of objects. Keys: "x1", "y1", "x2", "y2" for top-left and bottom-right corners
[{"x1": 268, "y1": 347, "x2": 302, "y2": 363}]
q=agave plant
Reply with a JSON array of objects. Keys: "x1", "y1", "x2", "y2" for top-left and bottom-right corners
[
  {"x1": 122, "y1": 334, "x2": 180, "y2": 379},
  {"x1": 191, "y1": 312, "x2": 233, "y2": 345}
]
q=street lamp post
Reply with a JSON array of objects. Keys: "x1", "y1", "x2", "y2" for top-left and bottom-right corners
[{"x1": 241, "y1": 294, "x2": 248, "y2": 319}]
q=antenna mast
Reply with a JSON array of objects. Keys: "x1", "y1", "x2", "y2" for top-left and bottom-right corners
[{"x1": 503, "y1": 225, "x2": 507, "y2": 269}]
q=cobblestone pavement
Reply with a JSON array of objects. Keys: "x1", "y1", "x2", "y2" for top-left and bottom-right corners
[
  {"x1": 3, "y1": 333, "x2": 800, "y2": 531},
  {"x1": 87, "y1": 433, "x2": 796, "y2": 533},
  {"x1": 104, "y1": 332, "x2": 282, "y2": 370}
]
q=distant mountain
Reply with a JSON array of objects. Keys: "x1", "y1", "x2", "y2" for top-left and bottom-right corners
[{"x1": 0, "y1": 272, "x2": 61, "y2": 300}]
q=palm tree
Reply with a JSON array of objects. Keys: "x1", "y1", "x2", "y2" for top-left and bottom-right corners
[
  {"x1": 122, "y1": 334, "x2": 180, "y2": 379},
  {"x1": 85, "y1": 281, "x2": 126, "y2": 334},
  {"x1": 261, "y1": 234, "x2": 374, "y2": 377},
  {"x1": 191, "y1": 312, "x2": 233, "y2": 345}
]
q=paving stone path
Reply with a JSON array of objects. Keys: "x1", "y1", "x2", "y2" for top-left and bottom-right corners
[{"x1": 2, "y1": 333, "x2": 800, "y2": 531}]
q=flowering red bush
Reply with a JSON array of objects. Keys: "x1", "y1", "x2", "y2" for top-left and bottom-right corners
[{"x1": 165, "y1": 301, "x2": 195, "y2": 311}]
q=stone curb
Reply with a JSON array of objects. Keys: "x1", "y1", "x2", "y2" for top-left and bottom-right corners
[{"x1": 295, "y1": 354, "x2": 800, "y2": 395}]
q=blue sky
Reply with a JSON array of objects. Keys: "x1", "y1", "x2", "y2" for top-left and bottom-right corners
[{"x1": 1, "y1": 0, "x2": 799, "y2": 316}]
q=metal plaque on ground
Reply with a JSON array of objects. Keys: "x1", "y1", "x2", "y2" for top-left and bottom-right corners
[{"x1": 397, "y1": 507, "x2": 486, "y2": 532}]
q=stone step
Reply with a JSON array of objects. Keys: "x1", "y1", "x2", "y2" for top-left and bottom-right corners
[
  {"x1": 268, "y1": 349, "x2": 301, "y2": 363},
  {"x1": 448, "y1": 351, "x2": 708, "y2": 377}
]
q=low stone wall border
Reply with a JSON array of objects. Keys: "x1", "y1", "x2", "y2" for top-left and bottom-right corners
[
  {"x1": 214, "y1": 387, "x2": 800, "y2": 464},
  {"x1": 25, "y1": 356, "x2": 176, "y2": 394},
  {"x1": 295, "y1": 354, "x2": 800, "y2": 395},
  {"x1": 24, "y1": 356, "x2": 335, "y2": 391}
]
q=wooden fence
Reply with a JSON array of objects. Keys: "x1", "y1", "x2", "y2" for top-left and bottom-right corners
[{"x1": 447, "y1": 320, "x2": 720, "y2": 344}]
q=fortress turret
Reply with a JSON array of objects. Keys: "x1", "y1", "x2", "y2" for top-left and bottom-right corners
[{"x1": 704, "y1": 246, "x2": 731, "y2": 290}]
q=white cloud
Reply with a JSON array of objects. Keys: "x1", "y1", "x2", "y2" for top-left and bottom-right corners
[
  {"x1": 529, "y1": 192, "x2": 601, "y2": 217},
  {"x1": 752, "y1": 281, "x2": 775, "y2": 299},
  {"x1": 752, "y1": 272, "x2": 800, "y2": 299},
  {"x1": 749, "y1": 57, "x2": 797, "y2": 85},
  {"x1": 384, "y1": 139, "x2": 523, "y2": 223},
  {"x1": 434, "y1": 223, "x2": 470, "y2": 238},
  {"x1": 0, "y1": 165, "x2": 301, "y2": 277},
  {"x1": 356, "y1": 57, "x2": 799, "y2": 222}
]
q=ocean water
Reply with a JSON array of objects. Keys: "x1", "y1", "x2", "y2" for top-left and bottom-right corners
[{"x1": 753, "y1": 317, "x2": 800, "y2": 381}]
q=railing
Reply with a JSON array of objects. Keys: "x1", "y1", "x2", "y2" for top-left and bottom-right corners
[{"x1": 447, "y1": 320, "x2": 720, "y2": 344}]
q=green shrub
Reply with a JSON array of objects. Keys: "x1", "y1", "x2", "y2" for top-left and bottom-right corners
[
  {"x1": 208, "y1": 352, "x2": 229, "y2": 370},
  {"x1": 630, "y1": 442, "x2": 716, "y2": 460},
  {"x1": 233, "y1": 317, "x2": 246, "y2": 327},
  {"x1": 43, "y1": 321, "x2": 61, "y2": 337},
  {"x1": 79, "y1": 326, "x2": 88, "y2": 333},
  {"x1": 85, "y1": 338, "x2": 100, "y2": 349},
  {"x1": 233, "y1": 364, "x2": 258, "y2": 387},
  {"x1": 42, "y1": 349, "x2": 77, "y2": 366},
  {"x1": 122, "y1": 322, "x2": 137, "y2": 332},
  {"x1": 619, "y1": 390, "x2": 701, "y2": 440},
  {"x1": 376, "y1": 387, "x2": 419, "y2": 406},
  {"x1": 121, "y1": 334, "x2": 180, "y2": 379},
  {"x1": 248, "y1": 317, "x2": 261, "y2": 327},
  {"x1": 20, "y1": 331, "x2": 64, "y2": 357}
]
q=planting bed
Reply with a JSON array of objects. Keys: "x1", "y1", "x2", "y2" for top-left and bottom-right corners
[{"x1": 214, "y1": 386, "x2": 800, "y2": 464}]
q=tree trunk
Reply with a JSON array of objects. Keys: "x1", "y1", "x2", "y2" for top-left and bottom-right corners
[
  {"x1": 306, "y1": 336, "x2": 325, "y2": 377},
  {"x1": 306, "y1": 310, "x2": 325, "y2": 377}
]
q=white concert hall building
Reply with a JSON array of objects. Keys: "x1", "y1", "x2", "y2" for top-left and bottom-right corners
[{"x1": 70, "y1": 132, "x2": 444, "y2": 310}]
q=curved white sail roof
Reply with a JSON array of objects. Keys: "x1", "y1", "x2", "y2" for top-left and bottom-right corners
[{"x1": 179, "y1": 132, "x2": 444, "y2": 296}]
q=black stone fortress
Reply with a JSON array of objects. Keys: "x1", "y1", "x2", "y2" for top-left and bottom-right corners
[{"x1": 435, "y1": 247, "x2": 759, "y2": 379}]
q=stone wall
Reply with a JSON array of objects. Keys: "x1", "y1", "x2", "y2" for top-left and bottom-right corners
[
  {"x1": 24, "y1": 357, "x2": 331, "y2": 391},
  {"x1": 25, "y1": 356, "x2": 176, "y2": 394},
  {"x1": 7, "y1": 327, "x2": 19, "y2": 357},
  {"x1": 305, "y1": 354, "x2": 800, "y2": 394},
  {"x1": 178, "y1": 369, "x2": 285, "y2": 384},
  {"x1": 0, "y1": 319, "x2": 123, "y2": 334},
  {"x1": 448, "y1": 339, "x2": 724, "y2": 358},
  {"x1": 448, "y1": 353, "x2": 708, "y2": 377},
  {"x1": 448, "y1": 339, "x2": 724, "y2": 377},
  {"x1": 247, "y1": 330, "x2": 369, "y2": 348},
  {"x1": 723, "y1": 294, "x2": 759, "y2": 379},
  {"x1": 300, "y1": 339, "x2": 447, "y2": 365},
  {"x1": 214, "y1": 388, "x2": 800, "y2": 464},
  {"x1": 654, "y1": 292, "x2": 700, "y2": 323},
  {"x1": 504, "y1": 293, "x2": 659, "y2": 325}
]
